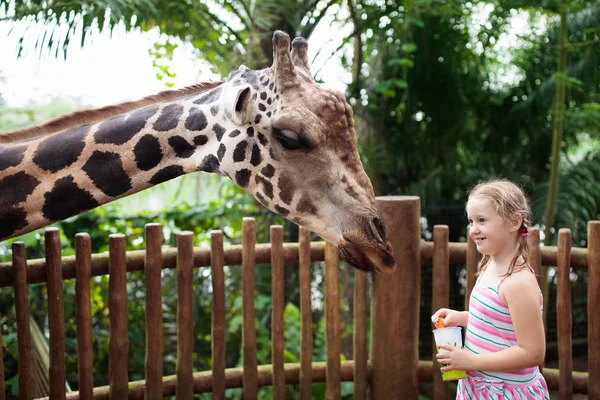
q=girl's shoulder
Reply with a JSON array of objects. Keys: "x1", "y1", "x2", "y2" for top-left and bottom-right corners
[
  {"x1": 498, "y1": 266, "x2": 541, "y2": 304},
  {"x1": 503, "y1": 265, "x2": 539, "y2": 287}
]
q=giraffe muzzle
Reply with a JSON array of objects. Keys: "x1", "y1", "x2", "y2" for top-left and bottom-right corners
[{"x1": 339, "y1": 216, "x2": 397, "y2": 274}]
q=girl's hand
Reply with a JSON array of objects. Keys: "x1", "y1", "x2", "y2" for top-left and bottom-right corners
[
  {"x1": 431, "y1": 308, "x2": 463, "y2": 328},
  {"x1": 436, "y1": 344, "x2": 475, "y2": 371}
]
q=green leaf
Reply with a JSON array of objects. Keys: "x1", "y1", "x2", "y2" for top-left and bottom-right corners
[
  {"x1": 393, "y1": 79, "x2": 409, "y2": 89},
  {"x1": 401, "y1": 43, "x2": 418, "y2": 53},
  {"x1": 388, "y1": 58, "x2": 414, "y2": 68},
  {"x1": 410, "y1": 17, "x2": 425, "y2": 28}
]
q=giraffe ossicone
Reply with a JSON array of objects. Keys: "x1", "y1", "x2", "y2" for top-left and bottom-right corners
[{"x1": 0, "y1": 31, "x2": 396, "y2": 274}]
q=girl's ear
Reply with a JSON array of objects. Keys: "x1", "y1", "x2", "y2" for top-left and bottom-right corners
[{"x1": 509, "y1": 214, "x2": 523, "y2": 232}]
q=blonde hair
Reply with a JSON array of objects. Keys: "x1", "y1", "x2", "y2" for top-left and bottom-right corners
[{"x1": 468, "y1": 179, "x2": 531, "y2": 277}]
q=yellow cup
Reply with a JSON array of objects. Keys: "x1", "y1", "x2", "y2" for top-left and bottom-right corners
[{"x1": 433, "y1": 327, "x2": 467, "y2": 381}]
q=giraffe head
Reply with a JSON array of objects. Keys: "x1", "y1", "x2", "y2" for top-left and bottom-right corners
[{"x1": 207, "y1": 31, "x2": 396, "y2": 274}]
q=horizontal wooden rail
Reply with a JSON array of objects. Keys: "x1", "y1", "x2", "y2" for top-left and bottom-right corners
[
  {"x1": 54, "y1": 362, "x2": 370, "y2": 400},
  {"x1": 0, "y1": 242, "x2": 326, "y2": 287},
  {"x1": 420, "y1": 242, "x2": 589, "y2": 269},
  {"x1": 39, "y1": 361, "x2": 588, "y2": 400},
  {"x1": 2, "y1": 240, "x2": 589, "y2": 287}
]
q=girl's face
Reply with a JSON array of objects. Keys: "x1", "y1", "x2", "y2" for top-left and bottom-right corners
[{"x1": 466, "y1": 196, "x2": 517, "y2": 256}]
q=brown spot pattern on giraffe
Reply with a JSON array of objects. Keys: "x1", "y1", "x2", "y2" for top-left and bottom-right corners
[
  {"x1": 82, "y1": 151, "x2": 132, "y2": 197},
  {"x1": 217, "y1": 144, "x2": 226, "y2": 162},
  {"x1": 134, "y1": 135, "x2": 163, "y2": 171},
  {"x1": 0, "y1": 208, "x2": 28, "y2": 240},
  {"x1": 255, "y1": 175, "x2": 274, "y2": 199},
  {"x1": 0, "y1": 145, "x2": 27, "y2": 171},
  {"x1": 212, "y1": 124, "x2": 226, "y2": 141},
  {"x1": 233, "y1": 141, "x2": 248, "y2": 162},
  {"x1": 297, "y1": 195, "x2": 318, "y2": 215},
  {"x1": 261, "y1": 164, "x2": 275, "y2": 178},
  {"x1": 194, "y1": 135, "x2": 209, "y2": 145},
  {"x1": 149, "y1": 165, "x2": 185, "y2": 185},
  {"x1": 42, "y1": 176, "x2": 99, "y2": 221},
  {"x1": 33, "y1": 125, "x2": 89, "y2": 172},
  {"x1": 185, "y1": 108, "x2": 208, "y2": 131},
  {"x1": 199, "y1": 155, "x2": 220, "y2": 173},
  {"x1": 235, "y1": 169, "x2": 251, "y2": 187},
  {"x1": 154, "y1": 104, "x2": 184, "y2": 131},
  {"x1": 95, "y1": 105, "x2": 158, "y2": 145},
  {"x1": 250, "y1": 144, "x2": 262, "y2": 166},
  {"x1": 278, "y1": 173, "x2": 295, "y2": 205},
  {"x1": 168, "y1": 136, "x2": 195, "y2": 158},
  {"x1": 0, "y1": 172, "x2": 40, "y2": 207}
]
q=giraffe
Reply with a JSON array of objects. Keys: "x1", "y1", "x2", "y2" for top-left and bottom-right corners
[{"x1": 0, "y1": 31, "x2": 396, "y2": 274}]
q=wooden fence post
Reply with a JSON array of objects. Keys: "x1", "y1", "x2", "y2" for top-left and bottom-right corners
[
  {"x1": 464, "y1": 233, "x2": 477, "y2": 310},
  {"x1": 145, "y1": 225, "x2": 163, "y2": 400},
  {"x1": 108, "y1": 234, "x2": 129, "y2": 399},
  {"x1": 557, "y1": 229, "x2": 573, "y2": 400},
  {"x1": 431, "y1": 225, "x2": 449, "y2": 400},
  {"x1": 299, "y1": 227, "x2": 313, "y2": 400},
  {"x1": 371, "y1": 196, "x2": 421, "y2": 400},
  {"x1": 75, "y1": 234, "x2": 93, "y2": 400},
  {"x1": 588, "y1": 221, "x2": 600, "y2": 398},
  {"x1": 46, "y1": 228, "x2": 66, "y2": 399}
]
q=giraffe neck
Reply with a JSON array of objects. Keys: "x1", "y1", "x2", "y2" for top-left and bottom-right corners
[{"x1": 0, "y1": 84, "x2": 233, "y2": 241}]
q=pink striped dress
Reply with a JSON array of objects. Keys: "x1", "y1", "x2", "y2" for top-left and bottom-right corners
[{"x1": 457, "y1": 268, "x2": 549, "y2": 399}]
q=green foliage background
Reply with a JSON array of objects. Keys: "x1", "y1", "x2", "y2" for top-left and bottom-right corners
[{"x1": 1, "y1": 0, "x2": 599, "y2": 397}]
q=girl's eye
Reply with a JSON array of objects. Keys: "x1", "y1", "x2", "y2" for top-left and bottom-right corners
[
  {"x1": 274, "y1": 128, "x2": 303, "y2": 151},
  {"x1": 479, "y1": 218, "x2": 486, "y2": 223}
]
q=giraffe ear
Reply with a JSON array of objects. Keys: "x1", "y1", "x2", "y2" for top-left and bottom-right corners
[{"x1": 230, "y1": 84, "x2": 253, "y2": 125}]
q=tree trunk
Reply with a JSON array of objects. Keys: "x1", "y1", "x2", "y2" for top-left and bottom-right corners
[{"x1": 541, "y1": 0, "x2": 568, "y2": 326}]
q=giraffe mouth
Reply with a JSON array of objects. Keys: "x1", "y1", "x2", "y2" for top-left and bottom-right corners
[{"x1": 339, "y1": 237, "x2": 396, "y2": 274}]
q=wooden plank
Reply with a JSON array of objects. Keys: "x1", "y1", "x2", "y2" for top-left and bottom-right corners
[
  {"x1": 588, "y1": 221, "x2": 600, "y2": 398},
  {"x1": 13, "y1": 242, "x2": 33, "y2": 400},
  {"x1": 108, "y1": 234, "x2": 129, "y2": 399},
  {"x1": 144, "y1": 224, "x2": 163, "y2": 400},
  {"x1": 298, "y1": 227, "x2": 312, "y2": 400},
  {"x1": 325, "y1": 241, "x2": 341, "y2": 399},
  {"x1": 211, "y1": 230, "x2": 226, "y2": 400},
  {"x1": 464, "y1": 233, "x2": 477, "y2": 310},
  {"x1": 557, "y1": 229, "x2": 573, "y2": 400},
  {"x1": 242, "y1": 218, "x2": 258, "y2": 399},
  {"x1": 419, "y1": 242, "x2": 589, "y2": 270},
  {"x1": 371, "y1": 197, "x2": 421, "y2": 400},
  {"x1": 527, "y1": 227, "x2": 544, "y2": 372},
  {"x1": 431, "y1": 226, "x2": 449, "y2": 400},
  {"x1": 75, "y1": 234, "x2": 93, "y2": 400},
  {"x1": 176, "y1": 231, "x2": 194, "y2": 399},
  {"x1": 270, "y1": 226, "x2": 286, "y2": 400},
  {"x1": 48, "y1": 361, "x2": 594, "y2": 399},
  {"x1": 0, "y1": 326, "x2": 4, "y2": 400},
  {"x1": 5, "y1": 241, "x2": 596, "y2": 287},
  {"x1": 0, "y1": 242, "x2": 330, "y2": 287},
  {"x1": 53, "y1": 360, "x2": 375, "y2": 399},
  {"x1": 46, "y1": 228, "x2": 66, "y2": 399},
  {"x1": 353, "y1": 269, "x2": 367, "y2": 400},
  {"x1": 528, "y1": 227, "x2": 542, "y2": 285}
]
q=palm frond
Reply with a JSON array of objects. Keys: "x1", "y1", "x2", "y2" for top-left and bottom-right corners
[{"x1": 2, "y1": 0, "x2": 158, "y2": 58}]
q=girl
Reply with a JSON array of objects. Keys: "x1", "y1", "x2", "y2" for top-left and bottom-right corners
[{"x1": 432, "y1": 179, "x2": 549, "y2": 399}]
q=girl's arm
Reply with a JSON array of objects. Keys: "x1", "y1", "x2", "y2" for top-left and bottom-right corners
[
  {"x1": 469, "y1": 272, "x2": 545, "y2": 372},
  {"x1": 457, "y1": 311, "x2": 469, "y2": 328},
  {"x1": 431, "y1": 309, "x2": 470, "y2": 328}
]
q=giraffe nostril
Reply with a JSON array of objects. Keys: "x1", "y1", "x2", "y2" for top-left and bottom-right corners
[{"x1": 371, "y1": 216, "x2": 388, "y2": 242}]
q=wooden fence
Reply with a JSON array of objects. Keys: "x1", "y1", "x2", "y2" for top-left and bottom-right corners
[{"x1": 0, "y1": 197, "x2": 598, "y2": 399}]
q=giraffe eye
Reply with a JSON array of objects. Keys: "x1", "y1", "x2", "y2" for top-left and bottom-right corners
[{"x1": 274, "y1": 128, "x2": 303, "y2": 151}]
